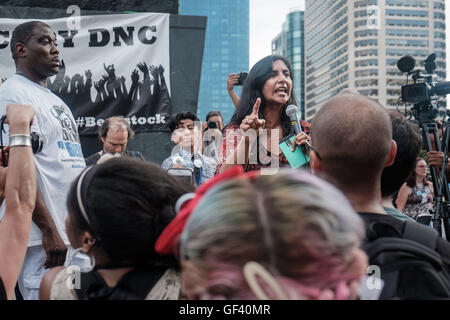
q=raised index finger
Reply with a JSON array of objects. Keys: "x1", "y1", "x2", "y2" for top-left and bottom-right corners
[{"x1": 252, "y1": 98, "x2": 261, "y2": 116}]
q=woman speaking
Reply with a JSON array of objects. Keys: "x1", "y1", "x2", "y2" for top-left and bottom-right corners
[{"x1": 216, "y1": 55, "x2": 310, "y2": 173}]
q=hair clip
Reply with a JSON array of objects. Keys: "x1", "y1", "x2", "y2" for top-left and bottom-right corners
[
  {"x1": 175, "y1": 193, "x2": 196, "y2": 214},
  {"x1": 243, "y1": 261, "x2": 288, "y2": 300}
]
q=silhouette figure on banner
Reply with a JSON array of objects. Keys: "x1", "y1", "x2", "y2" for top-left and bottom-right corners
[{"x1": 46, "y1": 60, "x2": 171, "y2": 135}]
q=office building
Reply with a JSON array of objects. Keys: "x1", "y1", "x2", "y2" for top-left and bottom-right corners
[
  {"x1": 272, "y1": 9, "x2": 306, "y2": 119},
  {"x1": 179, "y1": 0, "x2": 249, "y2": 122},
  {"x1": 304, "y1": 0, "x2": 446, "y2": 121}
]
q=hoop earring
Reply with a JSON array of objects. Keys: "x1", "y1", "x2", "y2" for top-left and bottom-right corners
[{"x1": 243, "y1": 261, "x2": 288, "y2": 300}]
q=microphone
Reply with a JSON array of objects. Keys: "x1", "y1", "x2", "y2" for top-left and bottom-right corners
[
  {"x1": 285, "y1": 105, "x2": 308, "y2": 165},
  {"x1": 286, "y1": 104, "x2": 302, "y2": 135},
  {"x1": 397, "y1": 55, "x2": 416, "y2": 73}
]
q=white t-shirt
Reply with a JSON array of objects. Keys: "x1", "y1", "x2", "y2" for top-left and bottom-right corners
[{"x1": 0, "y1": 74, "x2": 86, "y2": 246}]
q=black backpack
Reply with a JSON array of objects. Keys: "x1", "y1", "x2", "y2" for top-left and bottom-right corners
[
  {"x1": 364, "y1": 220, "x2": 450, "y2": 299},
  {"x1": 0, "y1": 278, "x2": 6, "y2": 300}
]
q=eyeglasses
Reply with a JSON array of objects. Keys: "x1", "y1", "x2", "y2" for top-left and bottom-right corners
[{"x1": 305, "y1": 140, "x2": 322, "y2": 161}]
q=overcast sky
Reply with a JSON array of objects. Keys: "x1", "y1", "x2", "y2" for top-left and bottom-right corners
[
  {"x1": 250, "y1": 0, "x2": 450, "y2": 80},
  {"x1": 249, "y1": 0, "x2": 305, "y2": 66}
]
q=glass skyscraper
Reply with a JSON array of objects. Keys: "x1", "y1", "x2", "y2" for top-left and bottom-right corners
[
  {"x1": 272, "y1": 10, "x2": 305, "y2": 119},
  {"x1": 179, "y1": 0, "x2": 249, "y2": 123},
  {"x1": 304, "y1": 0, "x2": 446, "y2": 121}
]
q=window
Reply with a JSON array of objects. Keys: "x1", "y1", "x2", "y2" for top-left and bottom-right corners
[
  {"x1": 386, "y1": 49, "x2": 428, "y2": 57},
  {"x1": 355, "y1": 39, "x2": 378, "y2": 47},
  {"x1": 386, "y1": 0, "x2": 428, "y2": 7},
  {"x1": 355, "y1": 69, "x2": 378, "y2": 77},
  {"x1": 358, "y1": 89, "x2": 378, "y2": 96},
  {"x1": 386, "y1": 29, "x2": 428, "y2": 37},
  {"x1": 434, "y1": 22, "x2": 445, "y2": 30},
  {"x1": 385, "y1": 9, "x2": 428, "y2": 17},
  {"x1": 386, "y1": 39, "x2": 428, "y2": 47},
  {"x1": 355, "y1": 29, "x2": 378, "y2": 37},
  {"x1": 434, "y1": 31, "x2": 445, "y2": 40},
  {"x1": 386, "y1": 19, "x2": 428, "y2": 27},
  {"x1": 434, "y1": 12, "x2": 445, "y2": 20},
  {"x1": 355, "y1": 0, "x2": 377, "y2": 8},
  {"x1": 355, "y1": 49, "x2": 378, "y2": 57},
  {"x1": 434, "y1": 2, "x2": 445, "y2": 10},
  {"x1": 355, "y1": 20, "x2": 368, "y2": 28},
  {"x1": 387, "y1": 89, "x2": 401, "y2": 96},
  {"x1": 356, "y1": 79, "x2": 378, "y2": 87},
  {"x1": 387, "y1": 79, "x2": 405, "y2": 86},
  {"x1": 355, "y1": 59, "x2": 378, "y2": 67},
  {"x1": 434, "y1": 42, "x2": 445, "y2": 49}
]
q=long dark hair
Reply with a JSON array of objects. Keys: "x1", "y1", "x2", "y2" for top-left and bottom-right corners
[
  {"x1": 67, "y1": 158, "x2": 194, "y2": 269},
  {"x1": 405, "y1": 157, "x2": 431, "y2": 188},
  {"x1": 228, "y1": 55, "x2": 297, "y2": 136}
]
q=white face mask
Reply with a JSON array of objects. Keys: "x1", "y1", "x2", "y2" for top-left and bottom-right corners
[{"x1": 64, "y1": 247, "x2": 96, "y2": 273}]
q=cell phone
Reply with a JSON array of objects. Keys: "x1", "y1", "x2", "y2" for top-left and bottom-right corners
[
  {"x1": 167, "y1": 167, "x2": 195, "y2": 186},
  {"x1": 279, "y1": 134, "x2": 309, "y2": 169},
  {"x1": 236, "y1": 72, "x2": 248, "y2": 86}
]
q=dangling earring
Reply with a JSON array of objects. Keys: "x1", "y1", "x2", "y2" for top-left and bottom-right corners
[{"x1": 65, "y1": 247, "x2": 96, "y2": 272}]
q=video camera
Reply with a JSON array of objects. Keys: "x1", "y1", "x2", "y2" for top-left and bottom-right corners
[
  {"x1": 397, "y1": 53, "x2": 450, "y2": 123},
  {"x1": 206, "y1": 121, "x2": 218, "y2": 130},
  {"x1": 397, "y1": 53, "x2": 450, "y2": 239},
  {"x1": 0, "y1": 115, "x2": 43, "y2": 167}
]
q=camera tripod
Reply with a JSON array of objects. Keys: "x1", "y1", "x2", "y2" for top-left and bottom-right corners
[{"x1": 420, "y1": 120, "x2": 450, "y2": 240}]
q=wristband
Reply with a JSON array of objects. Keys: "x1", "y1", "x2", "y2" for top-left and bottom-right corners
[{"x1": 9, "y1": 134, "x2": 32, "y2": 148}]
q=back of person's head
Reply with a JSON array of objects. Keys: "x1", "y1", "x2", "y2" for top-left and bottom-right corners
[
  {"x1": 67, "y1": 157, "x2": 194, "y2": 268},
  {"x1": 229, "y1": 55, "x2": 297, "y2": 135},
  {"x1": 310, "y1": 92, "x2": 393, "y2": 190},
  {"x1": 179, "y1": 169, "x2": 367, "y2": 300},
  {"x1": 168, "y1": 112, "x2": 200, "y2": 132},
  {"x1": 11, "y1": 21, "x2": 50, "y2": 60},
  {"x1": 381, "y1": 112, "x2": 421, "y2": 197},
  {"x1": 98, "y1": 116, "x2": 134, "y2": 140}
]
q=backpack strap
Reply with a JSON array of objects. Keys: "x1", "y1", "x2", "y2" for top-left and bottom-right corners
[{"x1": 402, "y1": 220, "x2": 439, "y2": 251}]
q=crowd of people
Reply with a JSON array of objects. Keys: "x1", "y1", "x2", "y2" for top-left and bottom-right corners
[{"x1": 0, "y1": 20, "x2": 450, "y2": 301}]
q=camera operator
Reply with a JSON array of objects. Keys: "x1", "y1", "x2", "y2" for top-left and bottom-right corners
[
  {"x1": 202, "y1": 111, "x2": 224, "y2": 161},
  {"x1": 422, "y1": 120, "x2": 450, "y2": 179},
  {"x1": 396, "y1": 54, "x2": 450, "y2": 184}
]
